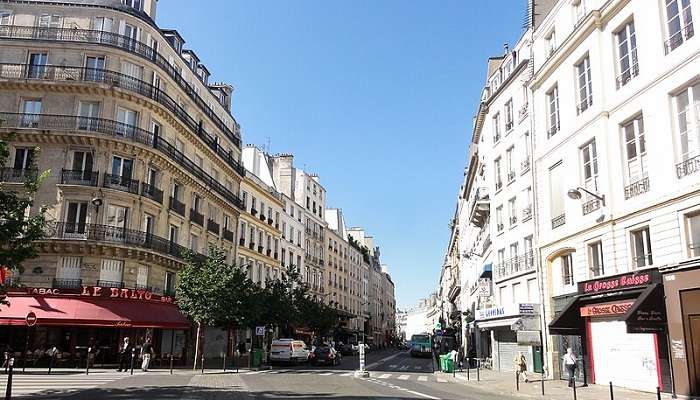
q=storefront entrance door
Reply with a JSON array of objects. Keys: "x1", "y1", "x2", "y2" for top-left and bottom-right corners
[{"x1": 688, "y1": 315, "x2": 700, "y2": 393}]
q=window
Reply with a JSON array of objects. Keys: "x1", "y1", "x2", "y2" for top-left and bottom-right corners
[
  {"x1": 191, "y1": 193, "x2": 201, "y2": 212},
  {"x1": 190, "y1": 233, "x2": 199, "y2": 252},
  {"x1": 674, "y1": 83, "x2": 700, "y2": 171},
  {"x1": 549, "y1": 162, "x2": 565, "y2": 228},
  {"x1": 496, "y1": 205, "x2": 504, "y2": 232},
  {"x1": 573, "y1": 0, "x2": 586, "y2": 25},
  {"x1": 616, "y1": 21, "x2": 638, "y2": 88},
  {"x1": 64, "y1": 201, "x2": 88, "y2": 234},
  {"x1": 494, "y1": 157, "x2": 503, "y2": 190},
  {"x1": 0, "y1": 10, "x2": 13, "y2": 25},
  {"x1": 562, "y1": 253, "x2": 574, "y2": 286},
  {"x1": 111, "y1": 155, "x2": 133, "y2": 179},
  {"x1": 105, "y1": 205, "x2": 128, "y2": 229},
  {"x1": 622, "y1": 115, "x2": 648, "y2": 185},
  {"x1": 122, "y1": 0, "x2": 143, "y2": 10},
  {"x1": 508, "y1": 197, "x2": 517, "y2": 227},
  {"x1": 99, "y1": 259, "x2": 123, "y2": 284},
  {"x1": 524, "y1": 236, "x2": 533, "y2": 264},
  {"x1": 522, "y1": 187, "x2": 533, "y2": 220},
  {"x1": 13, "y1": 147, "x2": 34, "y2": 170},
  {"x1": 92, "y1": 17, "x2": 112, "y2": 32},
  {"x1": 71, "y1": 150, "x2": 93, "y2": 176},
  {"x1": 545, "y1": 29, "x2": 557, "y2": 57},
  {"x1": 493, "y1": 113, "x2": 501, "y2": 142},
  {"x1": 169, "y1": 225, "x2": 179, "y2": 244},
  {"x1": 28, "y1": 52, "x2": 48, "y2": 79},
  {"x1": 665, "y1": 0, "x2": 694, "y2": 53},
  {"x1": 78, "y1": 101, "x2": 100, "y2": 130},
  {"x1": 506, "y1": 147, "x2": 515, "y2": 182},
  {"x1": 576, "y1": 56, "x2": 593, "y2": 113},
  {"x1": 631, "y1": 227, "x2": 653, "y2": 268},
  {"x1": 505, "y1": 99, "x2": 514, "y2": 131},
  {"x1": 116, "y1": 107, "x2": 138, "y2": 136},
  {"x1": 588, "y1": 241, "x2": 604, "y2": 276},
  {"x1": 510, "y1": 242, "x2": 519, "y2": 261},
  {"x1": 547, "y1": 85, "x2": 560, "y2": 136},
  {"x1": 165, "y1": 271, "x2": 175, "y2": 294},
  {"x1": 21, "y1": 99, "x2": 42, "y2": 127},
  {"x1": 37, "y1": 14, "x2": 61, "y2": 28},
  {"x1": 687, "y1": 213, "x2": 700, "y2": 257},
  {"x1": 497, "y1": 248, "x2": 505, "y2": 268},
  {"x1": 580, "y1": 139, "x2": 599, "y2": 195}
]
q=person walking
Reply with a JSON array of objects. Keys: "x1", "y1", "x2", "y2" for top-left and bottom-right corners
[
  {"x1": 117, "y1": 337, "x2": 131, "y2": 372},
  {"x1": 564, "y1": 347, "x2": 578, "y2": 388},
  {"x1": 514, "y1": 351, "x2": 530, "y2": 383},
  {"x1": 140, "y1": 338, "x2": 153, "y2": 371}
]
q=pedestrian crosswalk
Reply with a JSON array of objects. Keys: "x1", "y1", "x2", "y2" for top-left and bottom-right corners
[
  {"x1": 254, "y1": 368, "x2": 454, "y2": 383},
  {"x1": 0, "y1": 370, "x2": 133, "y2": 398}
]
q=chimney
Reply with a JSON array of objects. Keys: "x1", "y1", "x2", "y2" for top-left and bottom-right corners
[{"x1": 504, "y1": 43, "x2": 509, "y2": 54}]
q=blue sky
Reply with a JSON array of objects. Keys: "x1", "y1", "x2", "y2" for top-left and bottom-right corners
[{"x1": 158, "y1": 0, "x2": 525, "y2": 310}]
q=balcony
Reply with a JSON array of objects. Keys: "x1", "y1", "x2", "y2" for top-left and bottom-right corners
[
  {"x1": 52, "y1": 278, "x2": 82, "y2": 289},
  {"x1": 677, "y1": 154, "x2": 700, "y2": 178},
  {"x1": 61, "y1": 169, "x2": 98, "y2": 186},
  {"x1": 0, "y1": 26, "x2": 241, "y2": 148},
  {"x1": 248, "y1": 242, "x2": 255, "y2": 250},
  {"x1": 494, "y1": 250, "x2": 535, "y2": 281},
  {"x1": 469, "y1": 187, "x2": 489, "y2": 228},
  {"x1": 497, "y1": 223, "x2": 504, "y2": 232},
  {"x1": 141, "y1": 182, "x2": 164, "y2": 204},
  {"x1": 551, "y1": 214, "x2": 566, "y2": 229},
  {"x1": 576, "y1": 97, "x2": 593, "y2": 115},
  {"x1": 190, "y1": 209, "x2": 204, "y2": 226},
  {"x1": 582, "y1": 198, "x2": 601, "y2": 215},
  {"x1": 0, "y1": 167, "x2": 37, "y2": 183},
  {"x1": 169, "y1": 197, "x2": 186, "y2": 217},
  {"x1": 49, "y1": 221, "x2": 196, "y2": 262},
  {"x1": 522, "y1": 206, "x2": 533, "y2": 221},
  {"x1": 518, "y1": 103, "x2": 528, "y2": 122},
  {"x1": 616, "y1": 62, "x2": 639, "y2": 89},
  {"x1": 495, "y1": 180, "x2": 503, "y2": 192},
  {"x1": 547, "y1": 122, "x2": 560, "y2": 138},
  {"x1": 103, "y1": 173, "x2": 139, "y2": 194},
  {"x1": 624, "y1": 177, "x2": 650, "y2": 199},
  {"x1": 509, "y1": 216, "x2": 517, "y2": 226},
  {"x1": 258, "y1": 245, "x2": 264, "y2": 253},
  {"x1": 505, "y1": 121, "x2": 513, "y2": 132},
  {"x1": 207, "y1": 219, "x2": 220, "y2": 235},
  {"x1": 97, "y1": 279, "x2": 124, "y2": 288},
  {"x1": 238, "y1": 237, "x2": 245, "y2": 246},
  {"x1": 507, "y1": 170, "x2": 516, "y2": 183},
  {"x1": 520, "y1": 159, "x2": 530, "y2": 174},
  {"x1": 259, "y1": 213, "x2": 266, "y2": 221},
  {"x1": 0, "y1": 109, "x2": 244, "y2": 210},
  {"x1": 251, "y1": 208, "x2": 258, "y2": 215},
  {"x1": 494, "y1": 132, "x2": 501, "y2": 143},
  {"x1": 223, "y1": 229, "x2": 234, "y2": 242},
  {"x1": 665, "y1": 24, "x2": 694, "y2": 54},
  {"x1": 274, "y1": 252, "x2": 278, "y2": 260},
  {"x1": 267, "y1": 217, "x2": 273, "y2": 225}
]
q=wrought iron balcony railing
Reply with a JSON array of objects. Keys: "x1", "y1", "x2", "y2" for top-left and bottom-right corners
[
  {"x1": 96, "y1": 279, "x2": 124, "y2": 289},
  {"x1": 665, "y1": 24, "x2": 694, "y2": 54},
  {"x1": 522, "y1": 206, "x2": 533, "y2": 221},
  {"x1": 169, "y1": 196, "x2": 186, "y2": 217},
  {"x1": 551, "y1": 214, "x2": 566, "y2": 229},
  {"x1": 190, "y1": 209, "x2": 204, "y2": 226},
  {"x1": 0, "y1": 62, "x2": 244, "y2": 177},
  {"x1": 207, "y1": 219, "x2": 220, "y2": 235},
  {"x1": 141, "y1": 182, "x2": 163, "y2": 204},
  {"x1": 0, "y1": 112, "x2": 244, "y2": 209},
  {"x1": 677, "y1": 154, "x2": 700, "y2": 178},
  {"x1": 0, "y1": 167, "x2": 37, "y2": 183},
  {"x1": 0, "y1": 25, "x2": 240, "y2": 146},
  {"x1": 103, "y1": 173, "x2": 139, "y2": 194},
  {"x1": 52, "y1": 278, "x2": 82, "y2": 289},
  {"x1": 60, "y1": 169, "x2": 98, "y2": 186},
  {"x1": 494, "y1": 250, "x2": 536, "y2": 281},
  {"x1": 624, "y1": 177, "x2": 650, "y2": 199},
  {"x1": 615, "y1": 62, "x2": 639, "y2": 89},
  {"x1": 582, "y1": 198, "x2": 601, "y2": 215},
  {"x1": 223, "y1": 229, "x2": 234, "y2": 242}
]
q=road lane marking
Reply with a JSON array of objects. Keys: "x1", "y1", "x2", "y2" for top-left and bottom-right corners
[
  {"x1": 363, "y1": 377, "x2": 440, "y2": 400},
  {"x1": 414, "y1": 366, "x2": 422, "y2": 370},
  {"x1": 399, "y1": 365, "x2": 409, "y2": 370},
  {"x1": 319, "y1": 372, "x2": 333, "y2": 376},
  {"x1": 366, "y1": 352, "x2": 403, "y2": 369},
  {"x1": 397, "y1": 374, "x2": 409, "y2": 380},
  {"x1": 436, "y1": 377, "x2": 447, "y2": 383},
  {"x1": 417, "y1": 376, "x2": 428, "y2": 381},
  {"x1": 377, "y1": 373, "x2": 391, "y2": 379}
]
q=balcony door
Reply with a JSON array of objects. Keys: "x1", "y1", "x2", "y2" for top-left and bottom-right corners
[
  {"x1": 56, "y1": 256, "x2": 82, "y2": 287},
  {"x1": 116, "y1": 107, "x2": 138, "y2": 137},
  {"x1": 99, "y1": 259, "x2": 123, "y2": 287},
  {"x1": 104, "y1": 204, "x2": 128, "y2": 242},
  {"x1": 64, "y1": 201, "x2": 88, "y2": 236},
  {"x1": 78, "y1": 101, "x2": 100, "y2": 131},
  {"x1": 13, "y1": 147, "x2": 34, "y2": 170},
  {"x1": 84, "y1": 56, "x2": 105, "y2": 82},
  {"x1": 27, "y1": 52, "x2": 47, "y2": 79},
  {"x1": 71, "y1": 150, "x2": 93, "y2": 182},
  {"x1": 111, "y1": 155, "x2": 133, "y2": 183},
  {"x1": 21, "y1": 99, "x2": 42, "y2": 127}
]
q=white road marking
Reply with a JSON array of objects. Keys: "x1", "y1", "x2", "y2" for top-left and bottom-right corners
[
  {"x1": 417, "y1": 375, "x2": 428, "y2": 382},
  {"x1": 399, "y1": 365, "x2": 409, "y2": 370},
  {"x1": 414, "y1": 366, "x2": 422, "y2": 370},
  {"x1": 319, "y1": 372, "x2": 333, "y2": 376},
  {"x1": 389, "y1": 364, "x2": 398, "y2": 368},
  {"x1": 366, "y1": 352, "x2": 403, "y2": 369},
  {"x1": 377, "y1": 373, "x2": 392, "y2": 379},
  {"x1": 436, "y1": 377, "x2": 447, "y2": 383},
  {"x1": 397, "y1": 374, "x2": 409, "y2": 380}
]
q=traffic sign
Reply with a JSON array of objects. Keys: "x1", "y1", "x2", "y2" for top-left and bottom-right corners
[
  {"x1": 255, "y1": 326, "x2": 265, "y2": 336},
  {"x1": 26, "y1": 311, "x2": 37, "y2": 327}
]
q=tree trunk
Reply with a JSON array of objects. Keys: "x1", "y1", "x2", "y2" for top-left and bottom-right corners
[{"x1": 193, "y1": 322, "x2": 201, "y2": 370}]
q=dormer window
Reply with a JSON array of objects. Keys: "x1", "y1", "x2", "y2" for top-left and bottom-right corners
[{"x1": 122, "y1": 0, "x2": 143, "y2": 11}]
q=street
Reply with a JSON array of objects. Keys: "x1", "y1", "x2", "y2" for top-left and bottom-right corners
[{"x1": 2, "y1": 350, "x2": 513, "y2": 400}]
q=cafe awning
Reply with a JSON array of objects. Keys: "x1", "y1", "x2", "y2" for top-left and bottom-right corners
[
  {"x1": 548, "y1": 296, "x2": 582, "y2": 335},
  {"x1": 624, "y1": 283, "x2": 666, "y2": 333},
  {"x1": 0, "y1": 295, "x2": 190, "y2": 329}
]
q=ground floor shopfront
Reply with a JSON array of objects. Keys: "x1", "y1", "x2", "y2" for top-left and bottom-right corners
[
  {"x1": 475, "y1": 303, "x2": 543, "y2": 373},
  {"x1": 0, "y1": 286, "x2": 190, "y2": 368},
  {"x1": 549, "y1": 269, "x2": 671, "y2": 394}
]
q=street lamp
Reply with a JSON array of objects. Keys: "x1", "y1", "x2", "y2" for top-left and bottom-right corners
[{"x1": 566, "y1": 187, "x2": 605, "y2": 206}]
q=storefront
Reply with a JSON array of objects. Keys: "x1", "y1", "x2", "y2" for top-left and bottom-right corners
[
  {"x1": 549, "y1": 269, "x2": 671, "y2": 393},
  {"x1": 0, "y1": 286, "x2": 190, "y2": 368},
  {"x1": 475, "y1": 303, "x2": 542, "y2": 373},
  {"x1": 660, "y1": 259, "x2": 700, "y2": 397}
]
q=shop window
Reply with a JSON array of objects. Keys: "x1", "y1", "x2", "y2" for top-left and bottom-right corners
[
  {"x1": 631, "y1": 227, "x2": 653, "y2": 268},
  {"x1": 588, "y1": 241, "x2": 604, "y2": 277},
  {"x1": 686, "y1": 212, "x2": 700, "y2": 257}
]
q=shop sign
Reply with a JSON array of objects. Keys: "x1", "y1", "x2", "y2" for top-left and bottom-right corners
[
  {"x1": 580, "y1": 300, "x2": 635, "y2": 317},
  {"x1": 476, "y1": 306, "x2": 505, "y2": 320},
  {"x1": 476, "y1": 279, "x2": 491, "y2": 297},
  {"x1": 22, "y1": 286, "x2": 174, "y2": 304},
  {"x1": 517, "y1": 330, "x2": 541, "y2": 346},
  {"x1": 476, "y1": 303, "x2": 540, "y2": 321},
  {"x1": 518, "y1": 303, "x2": 538, "y2": 315},
  {"x1": 255, "y1": 326, "x2": 265, "y2": 336},
  {"x1": 25, "y1": 311, "x2": 37, "y2": 327},
  {"x1": 579, "y1": 271, "x2": 657, "y2": 294}
]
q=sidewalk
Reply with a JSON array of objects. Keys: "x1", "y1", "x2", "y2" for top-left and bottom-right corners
[{"x1": 447, "y1": 368, "x2": 672, "y2": 400}]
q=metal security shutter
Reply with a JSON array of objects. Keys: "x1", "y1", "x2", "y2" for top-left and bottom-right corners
[
  {"x1": 589, "y1": 320, "x2": 659, "y2": 392},
  {"x1": 496, "y1": 330, "x2": 518, "y2": 372}
]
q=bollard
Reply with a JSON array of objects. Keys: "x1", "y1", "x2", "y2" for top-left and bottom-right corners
[
  {"x1": 657, "y1": 387, "x2": 661, "y2": 400},
  {"x1": 235, "y1": 352, "x2": 239, "y2": 374},
  {"x1": 223, "y1": 353, "x2": 226, "y2": 372},
  {"x1": 201, "y1": 354, "x2": 205, "y2": 374},
  {"x1": 170, "y1": 354, "x2": 174, "y2": 375},
  {"x1": 4, "y1": 358, "x2": 14, "y2": 400},
  {"x1": 467, "y1": 358, "x2": 470, "y2": 381},
  {"x1": 48, "y1": 352, "x2": 54, "y2": 375},
  {"x1": 476, "y1": 359, "x2": 480, "y2": 382},
  {"x1": 541, "y1": 371, "x2": 545, "y2": 396},
  {"x1": 130, "y1": 349, "x2": 135, "y2": 375},
  {"x1": 86, "y1": 347, "x2": 91, "y2": 375},
  {"x1": 573, "y1": 380, "x2": 577, "y2": 400},
  {"x1": 609, "y1": 381, "x2": 614, "y2": 400},
  {"x1": 516, "y1": 372, "x2": 520, "y2": 391}
]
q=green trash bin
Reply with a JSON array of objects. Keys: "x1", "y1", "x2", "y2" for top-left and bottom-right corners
[
  {"x1": 251, "y1": 348, "x2": 264, "y2": 368},
  {"x1": 443, "y1": 355, "x2": 454, "y2": 373},
  {"x1": 439, "y1": 354, "x2": 448, "y2": 372}
]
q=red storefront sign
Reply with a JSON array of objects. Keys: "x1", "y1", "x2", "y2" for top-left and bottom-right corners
[
  {"x1": 580, "y1": 272, "x2": 653, "y2": 294},
  {"x1": 25, "y1": 311, "x2": 37, "y2": 326},
  {"x1": 580, "y1": 300, "x2": 635, "y2": 317},
  {"x1": 22, "y1": 286, "x2": 173, "y2": 303}
]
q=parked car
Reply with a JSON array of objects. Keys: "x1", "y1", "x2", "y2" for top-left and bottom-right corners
[
  {"x1": 269, "y1": 339, "x2": 310, "y2": 364},
  {"x1": 309, "y1": 343, "x2": 341, "y2": 366}
]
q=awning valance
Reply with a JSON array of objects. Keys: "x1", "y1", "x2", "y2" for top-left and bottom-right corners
[
  {"x1": 0, "y1": 295, "x2": 190, "y2": 329},
  {"x1": 476, "y1": 317, "x2": 521, "y2": 329}
]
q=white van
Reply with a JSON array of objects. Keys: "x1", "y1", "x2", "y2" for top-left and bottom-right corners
[{"x1": 269, "y1": 339, "x2": 310, "y2": 364}]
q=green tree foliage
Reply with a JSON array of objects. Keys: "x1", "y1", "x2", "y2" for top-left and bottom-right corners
[{"x1": 0, "y1": 140, "x2": 49, "y2": 275}]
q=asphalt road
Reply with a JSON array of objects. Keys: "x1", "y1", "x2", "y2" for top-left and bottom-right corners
[{"x1": 6, "y1": 350, "x2": 513, "y2": 399}]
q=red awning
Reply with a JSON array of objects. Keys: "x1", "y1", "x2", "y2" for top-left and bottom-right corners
[{"x1": 0, "y1": 295, "x2": 190, "y2": 329}]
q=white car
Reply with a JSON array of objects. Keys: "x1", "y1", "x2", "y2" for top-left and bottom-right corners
[{"x1": 269, "y1": 339, "x2": 310, "y2": 364}]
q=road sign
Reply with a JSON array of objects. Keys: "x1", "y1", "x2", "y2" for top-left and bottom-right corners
[
  {"x1": 26, "y1": 311, "x2": 37, "y2": 327},
  {"x1": 435, "y1": 322, "x2": 442, "y2": 330},
  {"x1": 255, "y1": 326, "x2": 265, "y2": 336}
]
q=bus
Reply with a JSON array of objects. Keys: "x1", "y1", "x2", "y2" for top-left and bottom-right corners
[{"x1": 410, "y1": 333, "x2": 432, "y2": 358}]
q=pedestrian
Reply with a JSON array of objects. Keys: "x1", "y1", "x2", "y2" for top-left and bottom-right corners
[
  {"x1": 514, "y1": 351, "x2": 530, "y2": 383},
  {"x1": 117, "y1": 337, "x2": 131, "y2": 372},
  {"x1": 564, "y1": 347, "x2": 577, "y2": 388},
  {"x1": 141, "y1": 338, "x2": 153, "y2": 372}
]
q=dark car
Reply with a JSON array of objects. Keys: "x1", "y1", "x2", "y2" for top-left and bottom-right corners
[{"x1": 310, "y1": 344, "x2": 341, "y2": 366}]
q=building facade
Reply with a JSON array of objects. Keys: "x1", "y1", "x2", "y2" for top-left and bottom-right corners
[{"x1": 0, "y1": 0, "x2": 245, "y2": 363}]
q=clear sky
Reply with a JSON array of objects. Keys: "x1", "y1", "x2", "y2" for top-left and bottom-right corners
[{"x1": 158, "y1": 0, "x2": 525, "y2": 310}]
